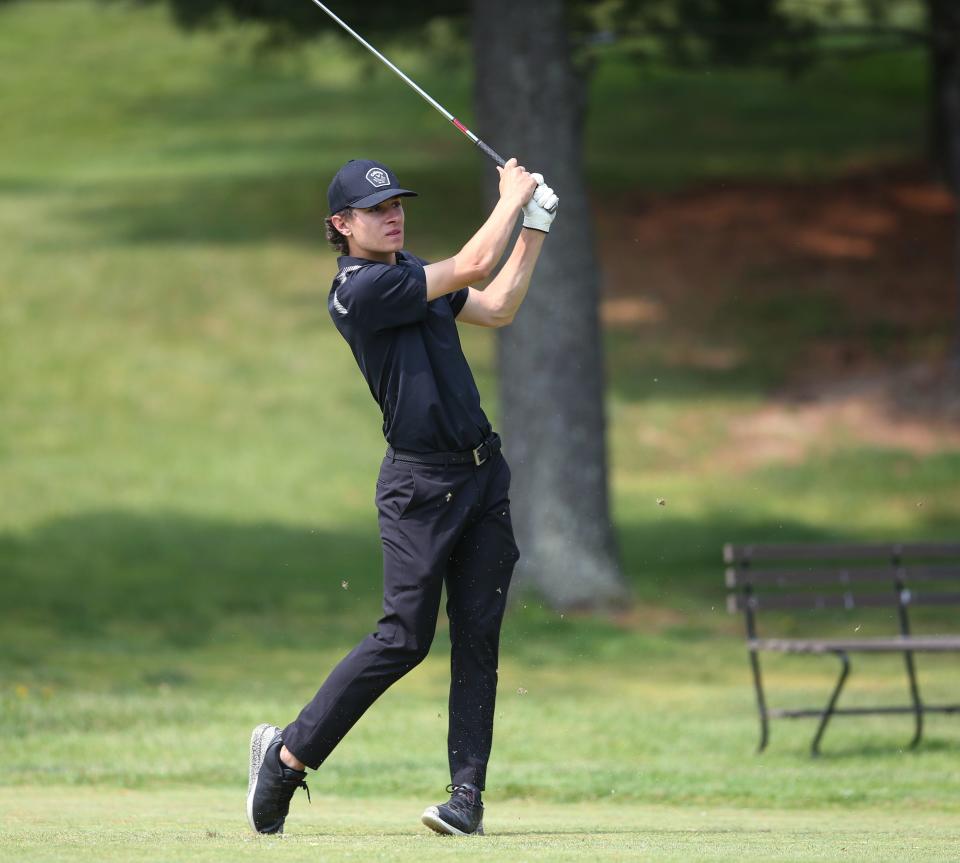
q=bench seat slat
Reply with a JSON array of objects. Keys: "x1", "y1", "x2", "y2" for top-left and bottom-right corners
[
  {"x1": 728, "y1": 592, "x2": 897, "y2": 612},
  {"x1": 749, "y1": 636, "x2": 960, "y2": 653},
  {"x1": 727, "y1": 590, "x2": 960, "y2": 613},
  {"x1": 726, "y1": 564, "x2": 960, "y2": 589}
]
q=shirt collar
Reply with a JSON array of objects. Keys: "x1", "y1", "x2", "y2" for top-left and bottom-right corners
[{"x1": 337, "y1": 251, "x2": 410, "y2": 268}]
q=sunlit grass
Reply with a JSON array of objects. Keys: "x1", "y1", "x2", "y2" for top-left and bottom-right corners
[{"x1": 4, "y1": 787, "x2": 958, "y2": 862}]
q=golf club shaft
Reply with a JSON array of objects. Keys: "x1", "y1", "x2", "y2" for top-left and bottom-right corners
[{"x1": 306, "y1": 0, "x2": 507, "y2": 167}]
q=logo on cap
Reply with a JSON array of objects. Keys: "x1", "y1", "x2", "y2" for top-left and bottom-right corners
[{"x1": 365, "y1": 167, "x2": 390, "y2": 188}]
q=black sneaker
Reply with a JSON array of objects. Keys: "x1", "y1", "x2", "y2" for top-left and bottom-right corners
[
  {"x1": 421, "y1": 783, "x2": 484, "y2": 835},
  {"x1": 246, "y1": 723, "x2": 310, "y2": 834}
]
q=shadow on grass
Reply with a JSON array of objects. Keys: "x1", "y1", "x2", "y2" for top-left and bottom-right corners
[
  {"x1": 605, "y1": 346, "x2": 781, "y2": 402},
  {"x1": 617, "y1": 512, "x2": 845, "y2": 603},
  {"x1": 602, "y1": 282, "x2": 860, "y2": 403},
  {"x1": 45, "y1": 164, "x2": 480, "y2": 250},
  {"x1": 1, "y1": 510, "x2": 383, "y2": 654},
  {"x1": 813, "y1": 737, "x2": 959, "y2": 761},
  {"x1": 4, "y1": 508, "x2": 956, "y2": 669},
  {"x1": 0, "y1": 508, "x2": 799, "y2": 661}
]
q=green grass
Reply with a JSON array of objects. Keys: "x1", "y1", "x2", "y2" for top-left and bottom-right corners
[
  {"x1": 4, "y1": 788, "x2": 959, "y2": 862},
  {"x1": 586, "y1": 49, "x2": 925, "y2": 192},
  {"x1": 3, "y1": 646, "x2": 960, "y2": 859},
  {"x1": 1, "y1": 2, "x2": 957, "y2": 860},
  {"x1": 5, "y1": 638, "x2": 960, "y2": 798}
]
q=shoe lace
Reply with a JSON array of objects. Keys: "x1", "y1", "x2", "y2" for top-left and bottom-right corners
[
  {"x1": 281, "y1": 770, "x2": 311, "y2": 806},
  {"x1": 444, "y1": 783, "x2": 478, "y2": 812}
]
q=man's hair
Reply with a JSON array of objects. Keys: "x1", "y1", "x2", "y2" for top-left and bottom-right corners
[{"x1": 325, "y1": 208, "x2": 353, "y2": 255}]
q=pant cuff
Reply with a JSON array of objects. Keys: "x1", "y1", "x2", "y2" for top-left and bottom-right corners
[
  {"x1": 280, "y1": 725, "x2": 322, "y2": 771},
  {"x1": 451, "y1": 766, "x2": 485, "y2": 791}
]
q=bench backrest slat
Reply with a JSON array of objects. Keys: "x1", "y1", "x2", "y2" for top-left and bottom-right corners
[{"x1": 723, "y1": 542, "x2": 960, "y2": 639}]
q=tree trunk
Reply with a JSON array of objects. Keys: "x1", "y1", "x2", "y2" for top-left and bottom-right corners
[
  {"x1": 929, "y1": 1, "x2": 960, "y2": 192},
  {"x1": 470, "y1": 0, "x2": 627, "y2": 608},
  {"x1": 927, "y1": 0, "x2": 960, "y2": 371}
]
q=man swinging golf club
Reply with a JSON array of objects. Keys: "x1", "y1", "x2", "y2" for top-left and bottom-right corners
[{"x1": 247, "y1": 156, "x2": 558, "y2": 836}]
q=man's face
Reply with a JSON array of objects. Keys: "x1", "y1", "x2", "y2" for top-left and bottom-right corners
[{"x1": 335, "y1": 196, "x2": 405, "y2": 258}]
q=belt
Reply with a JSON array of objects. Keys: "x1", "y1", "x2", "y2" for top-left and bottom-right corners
[{"x1": 386, "y1": 433, "x2": 501, "y2": 467}]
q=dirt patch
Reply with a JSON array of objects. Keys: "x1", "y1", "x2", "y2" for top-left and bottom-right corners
[
  {"x1": 607, "y1": 604, "x2": 688, "y2": 632},
  {"x1": 721, "y1": 365, "x2": 960, "y2": 471},
  {"x1": 597, "y1": 163, "x2": 955, "y2": 350},
  {"x1": 597, "y1": 164, "x2": 960, "y2": 461}
]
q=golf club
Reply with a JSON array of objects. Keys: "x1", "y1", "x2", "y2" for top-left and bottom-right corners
[{"x1": 306, "y1": 0, "x2": 557, "y2": 211}]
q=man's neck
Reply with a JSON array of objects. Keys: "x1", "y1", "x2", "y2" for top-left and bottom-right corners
[{"x1": 346, "y1": 244, "x2": 396, "y2": 266}]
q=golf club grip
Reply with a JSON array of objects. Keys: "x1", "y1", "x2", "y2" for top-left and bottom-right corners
[
  {"x1": 474, "y1": 138, "x2": 507, "y2": 168},
  {"x1": 475, "y1": 137, "x2": 558, "y2": 213}
]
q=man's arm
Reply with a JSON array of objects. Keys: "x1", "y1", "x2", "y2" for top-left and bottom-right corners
[
  {"x1": 454, "y1": 176, "x2": 558, "y2": 328},
  {"x1": 454, "y1": 229, "x2": 545, "y2": 328},
  {"x1": 423, "y1": 158, "x2": 537, "y2": 301}
]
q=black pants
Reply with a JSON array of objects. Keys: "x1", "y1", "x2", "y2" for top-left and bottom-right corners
[{"x1": 283, "y1": 449, "x2": 519, "y2": 790}]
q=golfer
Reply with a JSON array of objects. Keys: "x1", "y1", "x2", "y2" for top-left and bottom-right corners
[{"x1": 246, "y1": 157, "x2": 557, "y2": 836}]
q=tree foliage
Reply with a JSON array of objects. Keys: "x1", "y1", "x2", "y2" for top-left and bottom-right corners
[
  {"x1": 111, "y1": 0, "x2": 936, "y2": 77},
  {"x1": 610, "y1": 0, "x2": 817, "y2": 69},
  {"x1": 127, "y1": 0, "x2": 468, "y2": 39}
]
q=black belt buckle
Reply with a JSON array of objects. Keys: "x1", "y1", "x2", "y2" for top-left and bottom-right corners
[{"x1": 472, "y1": 441, "x2": 488, "y2": 466}]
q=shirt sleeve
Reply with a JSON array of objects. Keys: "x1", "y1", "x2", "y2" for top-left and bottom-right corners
[
  {"x1": 448, "y1": 287, "x2": 470, "y2": 317},
  {"x1": 336, "y1": 261, "x2": 428, "y2": 331}
]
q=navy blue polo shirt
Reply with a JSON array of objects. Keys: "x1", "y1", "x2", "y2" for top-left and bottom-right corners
[{"x1": 328, "y1": 251, "x2": 492, "y2": 453}]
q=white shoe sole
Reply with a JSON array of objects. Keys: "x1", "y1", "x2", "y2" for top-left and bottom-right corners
[
  {"x1": 247, "y1": 723, "x2": 281, "y2": 833},
  {"x1": 421, "y1": 805, "x2": 484, "y2": 836}
]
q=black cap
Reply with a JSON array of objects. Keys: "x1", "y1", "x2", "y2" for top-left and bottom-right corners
[{"x1": 327, "y1": 159, "x2": 417, "y2": 215}]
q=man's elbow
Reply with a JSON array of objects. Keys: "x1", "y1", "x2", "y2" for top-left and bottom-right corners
[
  {"x1": 472, "y1": 308, "x2": 512, "y2": 328},
  {"x1": 458, "y1": 252, "x2": 495, "y2": 283},
  {"x1": 487, "y1": 290, "x2": 520, "y2": 327}
]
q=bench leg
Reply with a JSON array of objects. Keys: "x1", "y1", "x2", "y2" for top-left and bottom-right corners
[
  {"x1": 811, "y1": 650, "x2": 850, "y2": 757},
  {"x1": 749, "y1": 649, "x2": 770, "y2": 752},
  {"x1": 902, "y1": 649, "x2": 924, "y2": 749}
]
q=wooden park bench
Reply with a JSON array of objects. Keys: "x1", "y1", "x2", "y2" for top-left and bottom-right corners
[{"x1": 724, "y1": 542, "x2": 960, "y2": 755}]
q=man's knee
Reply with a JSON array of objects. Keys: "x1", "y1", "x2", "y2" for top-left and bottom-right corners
[
  {"x1": 376, "y1": 621, "x2": 435, "y2": 666},
  {"x1": 406, "y1": 632, "x2": 434, "y2": 666}
]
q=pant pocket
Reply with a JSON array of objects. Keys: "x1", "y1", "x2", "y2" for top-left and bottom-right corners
[
  {"x1": 400, "y1": 465, "x2": 455, "y2": 521},
  {"x1": 375, "y1": 463, "x2": 416, "y2": 519}
]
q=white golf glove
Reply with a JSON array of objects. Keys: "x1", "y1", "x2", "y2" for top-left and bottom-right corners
[{"x1": 522, "y1": 173, "x2": 559, "y2": 233}]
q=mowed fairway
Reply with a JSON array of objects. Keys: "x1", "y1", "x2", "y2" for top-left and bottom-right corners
[
  {"x1": 4, "y1": 788, "x2": 959, "y2": 862},
  {"x1": 2, "y1": 2, "x2": 959, "y2": 861}
]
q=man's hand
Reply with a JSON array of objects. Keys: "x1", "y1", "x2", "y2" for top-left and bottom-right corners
[
  {"x1": 497, "y1": 157, "x2": 538, "y2": 207},
  {"x1": 522, "y1": 173, "x2": 559, "y2": 233},
  {"x1": 427, "y1": 159, "x2": 553, "y2": 303}
]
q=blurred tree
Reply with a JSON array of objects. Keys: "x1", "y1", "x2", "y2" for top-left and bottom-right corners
[
  {"x1": 926, "y1": 1, "x2": 960, "y2": 369},
  {"x1": 137, "y1": 0, "x2": 469, "y2": 36},
  {"x1": 926, "y1": 0, "x2": 960, "y2": 190},
  {"x1": 471, "y1": 0, "x2": 624, "y2": 608},
  {"x1": 929, "y1": 0, "x2": 960, "y2": 193},
  {"x1": 610, "y1": 0, "x2": 815, "y2": 68}
]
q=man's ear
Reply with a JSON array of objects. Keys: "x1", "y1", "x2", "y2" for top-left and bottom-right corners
[{"x1": 331, "y1": 212, "x2": 351, "y2": 235}]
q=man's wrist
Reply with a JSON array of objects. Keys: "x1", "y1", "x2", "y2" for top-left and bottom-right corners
[{"x1": 498, "y1": 194, "x2": 526, "y2": 212}]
